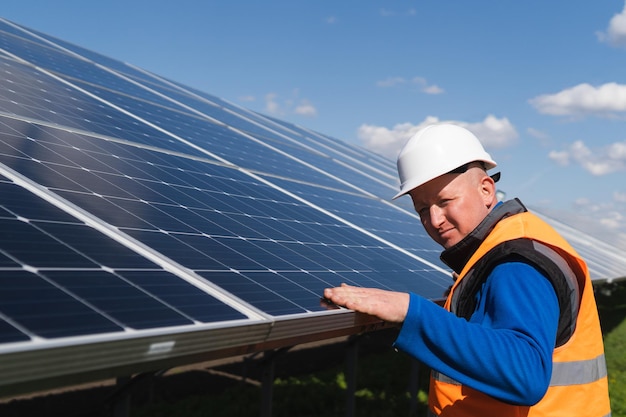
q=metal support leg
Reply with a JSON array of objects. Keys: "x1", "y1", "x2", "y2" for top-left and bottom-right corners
[
  {"x1": 408, "y1": 359, "x2": 420, "y2": 416},
  {"x1": 112, "y1": 376, "x2": 131, "y2": 417},
  {"x1": 104, "y1": 371, "x2": 160, "y2": 417},
  {"x1": 260, "y1": 351, "x2": 276, "y2": 417},
  {"x1": 259, "y1": 347, "x2": 291, "y2": 417},
  {"x1": 345, "y1": 336, "x2": 359, "y2": 417}
]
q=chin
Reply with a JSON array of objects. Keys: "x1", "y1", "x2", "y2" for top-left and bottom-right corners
[{"x1": 440, "y1": 238, "x2": 459, "y2": 249}]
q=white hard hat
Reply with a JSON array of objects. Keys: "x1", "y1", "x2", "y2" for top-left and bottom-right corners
[{"x1": 392, "y1": 123, "x2": 497, "y2": 200}]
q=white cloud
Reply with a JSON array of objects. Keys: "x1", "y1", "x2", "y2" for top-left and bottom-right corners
[
  {"x1": 325, "y1": 16, "x2": 337, "y2": 24},
  {"x1": 614, "y1": 191, "x2": 626, "y2": 203},
  {"x1": 411, "y1": 77, "x2": 444, "y2": 94},
  {"x1": 263, "y1": 91, "x2": 317, "y2": 118},
  {"x1": 357, "y1": 115, "x2": 517, "y2": 159},
  {"x1": 422, "y1": 84, "x2": 444, "y2": 95},
  {"x1": 573, "y1": 198, "x2": 626, "y2": 238},
  {"x1": 609, "y1": 141, "x2": 626, "y2": 158},
  {"x1": 548, "y1": 150, "x2": 571, "y2": 166},
  {"x1": 527, "y1": 127, "x2": 551, "y2": 145},
  {"x1": 600, "y1": 213, "x2": 624, "y2": 229},
  {"x1": 376, "y1": 77, "x2": 406, "y2": 88},
  {"x1": 569, "y1": 140, "x2": 593, "y2": 159},
  {"x1": 534, "y1": 203, "x2": 626, "y2": 252},
  {"x1": 548, "y1": 139, "x2": 626, "y2": 175},
  {"x1": 596, "y1": 3, "x2": 626, "y2": 48},
  {"x1": 574, "y1": 197, "x2": 592, "y2": 207},
  {"x1": 527, "y1": 128, "x2": 555, "y2": 151},
  {"x1": 264, "y1": 92, "x2": 280, "y2": 114},
  {"x1": 379, "y1": 8, "x2": 417, "y2": 17},
  {"x1": 461, "y1": 115, "x2": 518, "y2": 148},
  {"x1": 529, "y1": 82, "x2": 626, "y2": 117},
  {"x1": 294, "y1": 100, "x2": 317, "y2": 116},
  {"x1": 238, "y1": 95, "x2": 255, "y2": 102},
  {"x1": 376, "y1": 76, "x2": 444, "y2": 94}
]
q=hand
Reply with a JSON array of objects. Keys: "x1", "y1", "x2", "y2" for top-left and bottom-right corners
[{"x1": 323, "y1": 284, "x2": 409, "y2": 323}]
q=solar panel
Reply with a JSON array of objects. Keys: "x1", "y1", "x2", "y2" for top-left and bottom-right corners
[{"x1": 0, "y1": 17, "x2": 624, "y2": 397}]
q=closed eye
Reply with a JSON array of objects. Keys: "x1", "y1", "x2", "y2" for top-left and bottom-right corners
[
  {"x1": 416, "y1": 199, "x2": 452, "y2": 218},
  {"x1": 415, "y1": 206, "x2": 429, "y2": 220}
]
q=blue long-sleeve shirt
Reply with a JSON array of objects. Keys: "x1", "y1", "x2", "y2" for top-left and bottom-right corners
[{"x1": 393, "y1": 261, "x2": 559, "y2": 405}]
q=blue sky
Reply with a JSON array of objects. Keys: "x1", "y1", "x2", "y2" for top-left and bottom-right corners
[{"x1": 3, "y1": 1, "x2": 626, "y2": 250}]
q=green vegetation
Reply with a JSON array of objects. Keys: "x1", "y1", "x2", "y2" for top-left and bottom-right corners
[
  {"x1": 596, "y1": 281, "x2": 626, "y2": 416},
  {"x1": 133, "y1": 349, "x2": 428, "y2": 417},
  {"x1": 133, "y1": 281, "x2": 626, "y2": 417}
]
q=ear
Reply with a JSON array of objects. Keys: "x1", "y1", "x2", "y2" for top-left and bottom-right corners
[{"x1": 479, "y1": 175, "x2": 497, "y2": 207}]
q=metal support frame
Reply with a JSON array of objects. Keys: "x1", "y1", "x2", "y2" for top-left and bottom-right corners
[
  {"x1": 111, "y1": 376, "x2": 131, "y2": 417},
  {"x1": 344, "y1": 339, "x2": 358, "y2": 417},
  {"x1": 344, "y1": 334, "x2": 362, "y2": 417},
  {"x1": 104, "y1": 370, "x2": 165, "y2": 417},
  {"x1": 408, "y1": 358, "x2": 421, "y2": 416},
  {"x1": 259, "y1": 347, "x2": 291, "y2": 417},
  {"x1": 346, "y1": 333, "x2": 425, "y2": 417}
]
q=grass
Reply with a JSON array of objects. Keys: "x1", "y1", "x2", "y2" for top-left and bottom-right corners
[
  {"x1": 132, "y1": 347, "x2": 428, "y2": 417},
  {"x1": 596, "y1": 280, "x2": 626, "y2": 416},
  {"x1": 133, "y1": 280, "x2": 626, "y2": 417}
]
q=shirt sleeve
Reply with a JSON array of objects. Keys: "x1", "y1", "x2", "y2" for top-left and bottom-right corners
[{"x1": 393, "y1": 261, "x2": 559, "y2": 405}]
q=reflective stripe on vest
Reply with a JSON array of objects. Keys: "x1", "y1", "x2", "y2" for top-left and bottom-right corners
[
  {"x1": 431, "y1": 371, "x2": 460, "y2": 386},
  {"x1": 427, "y1": 407, "x2": 612, "y2": 417},
  {"x1": 432, "y1": 353, "x2": 607, "y2": 388},
  {"x1": 550, "y1": 353, "x2": 607, "y2": 386}
]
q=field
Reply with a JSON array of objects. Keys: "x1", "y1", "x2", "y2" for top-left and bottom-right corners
[{"x1": 597, "y1": 280, "x2": 626, "y2": 416}]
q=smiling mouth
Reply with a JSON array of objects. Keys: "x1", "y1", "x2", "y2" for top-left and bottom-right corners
[{"x1": 437, "y1": 228, "x2": 458, "y2": 245}]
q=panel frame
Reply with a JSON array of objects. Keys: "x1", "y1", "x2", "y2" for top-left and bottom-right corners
[{"x1": 0, "y1": 310, "x2": 387, "y2": 396}]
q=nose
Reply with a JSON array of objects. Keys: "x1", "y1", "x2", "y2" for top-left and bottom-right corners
[{"x1": 428, "y1": 205, "x2": 445, "y2": 228}]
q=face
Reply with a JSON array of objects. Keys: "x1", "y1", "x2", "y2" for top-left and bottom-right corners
[{"x1": 408, "y1": 167, "x2": 496, "y2": 249}]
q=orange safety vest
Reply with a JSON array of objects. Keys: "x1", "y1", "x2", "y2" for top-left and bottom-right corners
[{"x1": 429, "y1": 210, "x2": 611, "y2": 417}]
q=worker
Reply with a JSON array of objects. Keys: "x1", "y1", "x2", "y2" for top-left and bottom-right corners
[{"x1": 323, "y1": 123, "x2": 611, "y2": 416}]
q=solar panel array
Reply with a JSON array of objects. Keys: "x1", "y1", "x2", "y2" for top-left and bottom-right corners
[
  {"x1": 0, "y1": 18, "x2": 452, "y2": 395},
  {"x1": 0, "y1": 18, "x2": 624, "y2": 396}
]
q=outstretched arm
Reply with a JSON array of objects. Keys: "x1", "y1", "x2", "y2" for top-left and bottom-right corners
[{"x1": 324, "y1": 262, "x2": 559, "y2": 405}]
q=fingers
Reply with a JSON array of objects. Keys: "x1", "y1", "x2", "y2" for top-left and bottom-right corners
[
  {"x1": 323, "y1": 283, "x2": 355, "y2": 307},
  {"x1": 319, "y1": 297, "x2": 340, "y2": 310},
  {"x1": 322, "y1": 284, "x2": 409, "y2": 323}
]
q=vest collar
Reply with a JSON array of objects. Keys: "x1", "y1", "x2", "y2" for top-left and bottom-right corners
[{"x1": 440, "y1": 198, "x2": 527, "y2": 273}]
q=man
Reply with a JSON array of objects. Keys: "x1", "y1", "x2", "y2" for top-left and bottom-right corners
[{"x1": 323, "y1": 124, "x2": 611, "y2": 416}]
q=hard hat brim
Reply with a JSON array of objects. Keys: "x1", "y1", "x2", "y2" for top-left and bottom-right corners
[{"x1": 392, "y1": 168, "x2": 500, "y2": 200}]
